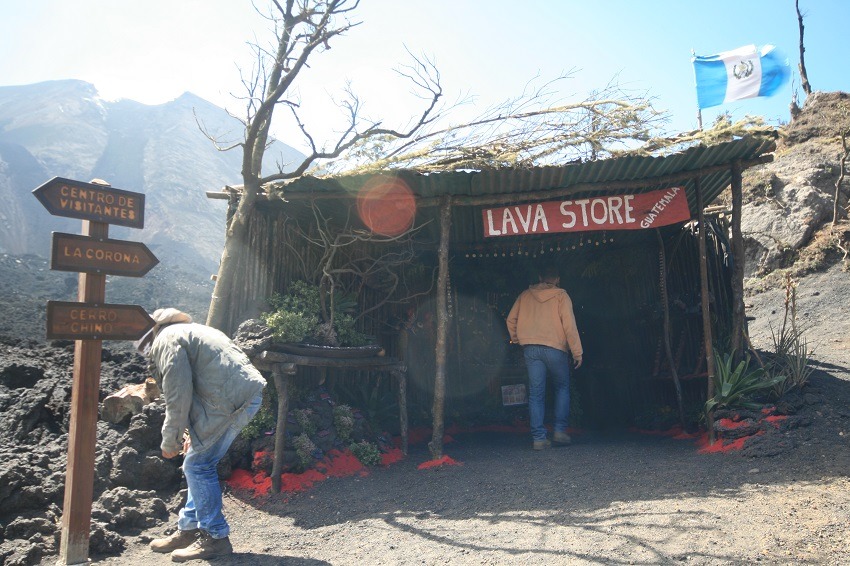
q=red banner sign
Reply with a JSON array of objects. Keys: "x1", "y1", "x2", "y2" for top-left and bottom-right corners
[{"x1": 482, "y1": 186, "x2": 690, "y2": 238}]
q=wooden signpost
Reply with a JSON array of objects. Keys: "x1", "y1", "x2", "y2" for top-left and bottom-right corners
[{"x1": 33, "y1": 177, "x2": 156, "y2": 565}]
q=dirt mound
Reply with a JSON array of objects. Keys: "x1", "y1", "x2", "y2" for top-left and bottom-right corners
[
  {"x1": 740, "y1": 91, "x2": 849, "y2": 278},
  {"x1": 782, "y1": 91, "x2": 850, "y2": 147}
]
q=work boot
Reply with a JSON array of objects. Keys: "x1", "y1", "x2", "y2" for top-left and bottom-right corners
[
  {"x1": 150, "y1": 529, "x2": 200, "y2": 553},
  {"x1": 553, "y1": 431, "x2": 572, "y2": 445},
  {"x1": 532, "y1": 439, "x2": 551, "y2": 451},
  {"x1": 170, "y1": 531, "x2": 233, "y2": 562}
]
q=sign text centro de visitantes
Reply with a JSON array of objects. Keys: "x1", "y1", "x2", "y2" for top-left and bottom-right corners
[
  {"x1": 51, "y1": 233, "x2": 159, "y2": 277},
  {"x1": 46, "y1": 302, "x2": 155, "y2": 341},
  {"x1": 33, "y1": 177, "x2": 145, "y2": 229}
]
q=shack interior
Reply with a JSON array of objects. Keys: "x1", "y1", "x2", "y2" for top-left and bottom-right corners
[{"x1": 211, "y1": 135, "x2": 775, "y2": 432}]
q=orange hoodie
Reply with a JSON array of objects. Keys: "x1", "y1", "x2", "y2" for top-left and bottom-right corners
[{"x1": 506, "y1": 283, "x2": 583, "y2": 356}]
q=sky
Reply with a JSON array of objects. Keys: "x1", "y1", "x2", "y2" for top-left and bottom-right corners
[{"x1": 1, "y1": 0, "x2": 848, "y2": 155}]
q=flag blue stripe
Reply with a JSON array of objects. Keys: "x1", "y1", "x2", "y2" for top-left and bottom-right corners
[
  {"x1": 693, "y1": 58, "x2": 728, "y2": 109},
  {"x1": 759, "y1": 48, "x2": 790, "y2": 97}
]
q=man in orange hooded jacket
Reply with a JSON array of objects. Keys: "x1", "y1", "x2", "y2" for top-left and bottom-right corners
[{"x1": 506, "y1": 265, "x2": 583, "y2": 450}]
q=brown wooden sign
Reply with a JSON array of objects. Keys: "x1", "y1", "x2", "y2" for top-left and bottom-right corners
[
  {"x1": 46, "y1": 301, "x2": 154, "y2": 341},
  {"x1": 33, "y1": 177, "x2": 145, "y2": 229},
  {"x1": 51, "y1": 233, "x2": 159, "y2": 277}
]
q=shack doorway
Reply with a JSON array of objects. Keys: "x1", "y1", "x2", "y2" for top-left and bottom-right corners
[{"x1": 444, "y1": 221, "x2": 731, "y2": 430}]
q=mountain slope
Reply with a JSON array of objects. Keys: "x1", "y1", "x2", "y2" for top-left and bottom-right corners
[{"x1": 0, "y1": 79, "x2": 305, "y2": 273}]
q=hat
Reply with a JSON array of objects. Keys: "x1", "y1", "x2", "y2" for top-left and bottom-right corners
[
  {"x1": 134, "y1": 308, "x2": 193, "y2": 356},
  {"x1": 151, "y1": 308, "x2": 193, "y2": 327}
]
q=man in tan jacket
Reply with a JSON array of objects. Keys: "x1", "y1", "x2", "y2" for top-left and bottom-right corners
[{"x1": 506, "y1": 266, "x2": 583, "y2": 450}]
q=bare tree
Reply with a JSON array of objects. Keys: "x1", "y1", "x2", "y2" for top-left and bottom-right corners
[
  {"x1": 324, "y1": 77, "x2": 667, "y2": 174},
  {"x1": 293, "y1": 200, "x2": 435, "y2": 344},
  {"x1": 833, "y1": 125, "x2": 850, "y2": 225},
  {"x1": 205, "y1": 0, "x2": 443, "y2": 330},
  {"x1": 796, "y1": 0, "x2": 812, "y2": 96},
  {"x1": 205, "y1": 1, "x2": 680, "y2": 331}
]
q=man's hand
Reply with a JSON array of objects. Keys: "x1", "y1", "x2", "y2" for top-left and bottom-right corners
[
  {"x1": 573, "y1": 355, "x2": 583, "y2": 369},
  {"x1": 162, "y1": 448, "x2": 180, "y2": 459}
]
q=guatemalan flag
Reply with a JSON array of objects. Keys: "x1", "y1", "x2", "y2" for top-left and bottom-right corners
[{"x1": 692, "y1": 45, "x2": 790, "y2": 109}]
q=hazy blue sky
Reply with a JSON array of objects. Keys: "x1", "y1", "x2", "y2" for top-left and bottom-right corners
[{"x1": 1, "y1": 1, "x2": 847, "y2": 153}]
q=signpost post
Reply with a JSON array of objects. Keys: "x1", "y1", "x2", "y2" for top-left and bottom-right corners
[{"x1": 33, "y1": 177, "x2": 156, "y2": 565}]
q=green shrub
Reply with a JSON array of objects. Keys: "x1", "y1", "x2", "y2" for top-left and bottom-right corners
[
  {"x1": 705, "y1": 352, "x2": 784, "y2": 415},
  {"x1": 333, "y1": 404, "x2": 355, "y2": 443},
  {"x1": 349, "y1": 440, "x2": 381, "y2": 466},
  {"x1": 240, "y1": 390, "x2": 277, "y2": 441},
  {"x1": 293, "y1": 433, "x2": 318, "y2": 470},
  {"x1": 262, "y1": 281, "x2": 370, "y2": 347},
  {"x1": 293, "y1": 408, "x2": 317, "y2": 436}
]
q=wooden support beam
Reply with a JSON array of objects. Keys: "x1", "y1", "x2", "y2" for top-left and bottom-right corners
[
  {"x1": 429, "y1": 196, "x2": 452, "y2": 460},
  {"x1": 730, "y1": 162, "x2": 746, "y2": 361},
  {"x1": 271, "y1": 363, "x2": 296, "y2": 493},
  {"x1": 695, "y1": 180, "x2": 716, "y2": 444}
]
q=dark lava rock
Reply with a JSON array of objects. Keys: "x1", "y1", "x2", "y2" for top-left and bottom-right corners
[{"x1": 233, "y1": 318, "x2": 274, "y2": 357}]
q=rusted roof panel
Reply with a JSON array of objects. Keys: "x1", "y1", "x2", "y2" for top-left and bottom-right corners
[{"x1": 273, "y1": 135, "x2": 774, "y2": 209}]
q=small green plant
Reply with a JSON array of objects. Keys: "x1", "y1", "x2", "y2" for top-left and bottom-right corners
[
  {"x1": 261, "y1": 280, "x2": 370, "y2": 347},
  {"x1": 769, "y1": 275, "x2": 815, "y2": 397},
  {"x1": 349, "y1": 440, "x2": 381, "y2": 466},
  {"x1": 293, "y1": 433, "x2": 318, "y2": 470},
  {"x1": 705, "y1": 352, "x2": 784, "y2": 416},
  {"x1": 240, "y1": 391, "x2": 277, "y2": 440},
  {"x1": 333, "y1": 404, "x2": 355, "y2": 443},
  {"x1": 293, "y1": 408, "x2": 317, "y2": 436}
]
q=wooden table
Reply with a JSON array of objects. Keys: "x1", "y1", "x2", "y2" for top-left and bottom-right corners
[{"x1": 253, "y1": 350, "x2": 408, "y2": 492}]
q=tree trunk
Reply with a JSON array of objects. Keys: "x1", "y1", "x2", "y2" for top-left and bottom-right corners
[
  {"x1": 796, "y1": 0, "x2": 812, "y2": 96},
  {"x1": 206, "y1": 182, "x2": 259, "y2": 332},
  {"x1": 834, "y1": 130, "x2": 848, "y2": 226}
]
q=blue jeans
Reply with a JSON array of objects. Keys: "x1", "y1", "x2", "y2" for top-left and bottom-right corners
[
  {"x1": 523, "y1": 345, "x2": 571, "y2": 441},
  {"x1": 177, "y1": 393, "x2": 262, "y2": 538}
]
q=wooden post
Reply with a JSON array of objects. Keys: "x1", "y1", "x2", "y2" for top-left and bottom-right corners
[
  {"x1": 656, "y1": 229, "x2": 686, "y2": 430},
  {"x1": 429, "y1": 196, "x2": 451, "y2": 459},
  {"x1": 271, "y1": 363, "x2": 295, "y2": 493},
  {"x1": 730, "y1": 162, "x2": 746, "y2": 362},
  {"x1": 394, "y1": 368, "x2": 409, "y2": 455},
  {"x1": 695, "y1": 179, "x2": 717, "y2": 444},
  {"x1": 58, "y1": 220, "x2": 107, "y2": 565}
]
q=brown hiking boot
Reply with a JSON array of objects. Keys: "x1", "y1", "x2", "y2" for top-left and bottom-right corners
[
  {"x1": 150, "y1": 529, "x2": 200, "y2": 553},
  {"x1": 553, "y1": 431, "x2": 572, "y2": 445},
  {"x1": 170, "y1": 531, "x2": 233, "y2": 562},
  {"x1": 532, "y1": 439, "x2": 551, "y2": 451}
]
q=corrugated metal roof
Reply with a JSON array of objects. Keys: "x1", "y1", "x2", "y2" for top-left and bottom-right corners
[
  {"x1": 256, "y1": 135, "x2": 776, "y2": 246},
  {"x1": 270, "y1": 135, "x2": 775, "y2": 212}
]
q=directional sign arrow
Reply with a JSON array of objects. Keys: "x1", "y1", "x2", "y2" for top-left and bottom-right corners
[
  {"x1": 33, "y1": 177, "x2": 145, "y2": 229},
  {"x1": 47, "y1": 302, "x2": 155, "y2": 341},
  {"x1": 51, "y1": 233, "x2": 159, "y2": 277}
]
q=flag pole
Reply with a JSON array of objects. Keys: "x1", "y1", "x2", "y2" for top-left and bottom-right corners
[{"x1": 692, "y1": 48, "x2": 703, "y2": 131}]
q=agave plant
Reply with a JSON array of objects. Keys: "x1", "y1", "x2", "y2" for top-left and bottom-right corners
[{"x1": 705, "y1": 352, "x2": 784, "y2": 415}]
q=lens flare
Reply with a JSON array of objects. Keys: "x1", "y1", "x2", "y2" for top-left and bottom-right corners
[{"x1": 356, "y1": 177, "x2": 416, "y2": 237}]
